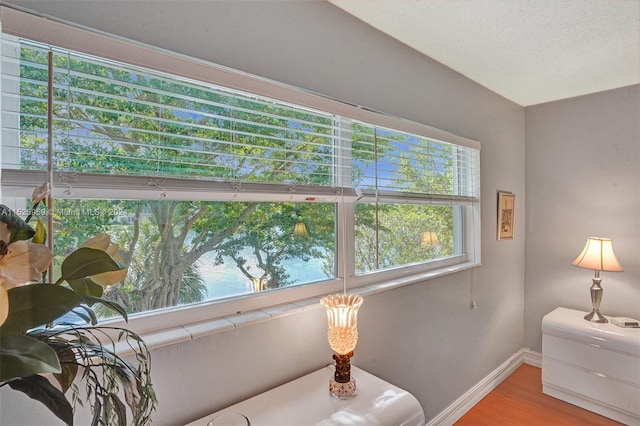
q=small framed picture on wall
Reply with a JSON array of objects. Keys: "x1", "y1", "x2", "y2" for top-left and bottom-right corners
[{"x1": 497, "y1": 191, "x2": 515, "y2": 240}]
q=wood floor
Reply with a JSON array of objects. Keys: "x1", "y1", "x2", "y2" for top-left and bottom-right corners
[{"x1": 455, "y1": 364, "x2": 624, "y2": 426}]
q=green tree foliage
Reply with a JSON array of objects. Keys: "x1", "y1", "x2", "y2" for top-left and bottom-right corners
[
  {"x1": 16, "y1": 42, "x2": 456, "y2": 315},
  {"x1": 352, "y1": 127, "x2": 456, "y2": 272},
  {"x1": 17, "y1": 44, "x2": 338, "y2": 314},
  {"x1": 355, "y1": 203, "x2": 454, "y2": 272}
]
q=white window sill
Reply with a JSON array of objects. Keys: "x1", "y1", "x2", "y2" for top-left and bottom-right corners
[{"x1": 111, "y1": 261, "x2": 478, "y2": 357}]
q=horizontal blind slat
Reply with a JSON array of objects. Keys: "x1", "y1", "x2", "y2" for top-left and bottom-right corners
[
  {"x1": 5, "y1": 38, "x2": 344, "y2": 187},
  {"x1": 351, "y1": 121, "x2": 479, "y2": 199},
  {"x1": 2, "y1": 34, "x2": 478, "y2": 202}
]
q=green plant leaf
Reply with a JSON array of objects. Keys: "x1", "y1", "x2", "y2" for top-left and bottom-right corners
[
  {"x1": 0, "y1": 204, "x2": 35, "y2": 243},
  {"x1": 60, "y1": 247, "x2": 123, "y2": 282},
  {"x1": 52, "y1": 346, "x2": 78, "y2": 394},
  {"x1": 0, "y1": 285, "x2": 83, "y2": 334},
  {"x1": 75, "y1": 305, "x2": 98, "y2": 325},
  {"x1": 82, "y1": 295, "x2": 128, "y2": 322},
  {"x1": 12, "y1": 223, "x2": 37, "y2": 242},
  {"x1": 8, "y1": 375, "x2": 74, "y2": 426},
  {"x1": 67, "y1": 277, "x2": 104, "y2": 298},
  {"x1": 0, "y1": 334, "x2": 61, "y2": 381},
  {"x1": 90, "y1": 398, "x2": 102, "y2": 426},
  {"x1": 32, "y1": 217, "x2": 47, "y2": 245},
  {"x1": 118, "y1": 366, "x2": 140, "y2": 420},
  {"x1": 64, "y1": 306, "x2": 95, "y2": 325},
  {"x1": 109, "y1": 392, "x2": 127, "y2": 426}
]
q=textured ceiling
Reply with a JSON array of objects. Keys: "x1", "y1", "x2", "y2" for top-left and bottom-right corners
[{"x1": 329, "y1": 0, "x2": 640, "y2": 106}]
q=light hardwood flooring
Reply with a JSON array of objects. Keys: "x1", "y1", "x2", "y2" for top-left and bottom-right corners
[{"x1": 454, "y1": 364, "x2": 624, "y2": 426}]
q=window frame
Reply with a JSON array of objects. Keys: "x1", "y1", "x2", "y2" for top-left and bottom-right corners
[{"x1": 0, "y1": 5, "x2": 481, "y2": 341}]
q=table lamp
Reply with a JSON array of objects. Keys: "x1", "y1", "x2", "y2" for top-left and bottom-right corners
[
  {"x1": 320, "y1": 293, "x2": 363, "y2": 399},
  {"x1": 572, "y1": 237, "x2": 623, "y2": 323}
]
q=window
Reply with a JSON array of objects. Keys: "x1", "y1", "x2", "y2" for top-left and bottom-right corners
[
  {"x1": 0, "y1": 7, "x2": 480, "y2": 325},
  {"x1": 351, "y1": 123, "x2": 479, "y2": 276}
]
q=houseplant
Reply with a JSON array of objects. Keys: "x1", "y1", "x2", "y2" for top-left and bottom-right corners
[{"x1": 0, "y1": 191, "x2": 156, "y2": 425}]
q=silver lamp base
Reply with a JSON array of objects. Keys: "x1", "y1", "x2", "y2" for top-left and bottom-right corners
[
  {"x1": 584, "y1": 309, "x2": 608, "y2": 323},
  {"x1": 585, "y1": 274, "x2": 608, "y2": 323}
]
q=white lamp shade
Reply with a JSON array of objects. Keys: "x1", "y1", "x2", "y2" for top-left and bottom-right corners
[{"x1": 572, "y1": 237, "x2": 623, "y2": 272}]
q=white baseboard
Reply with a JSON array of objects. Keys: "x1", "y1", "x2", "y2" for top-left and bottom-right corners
[
  {"x1": 427, "y1": 347, "x2": 542, "y2": 426},
  {"x1": 523, "y1": 347, "x2": 542, "y2": 367}
]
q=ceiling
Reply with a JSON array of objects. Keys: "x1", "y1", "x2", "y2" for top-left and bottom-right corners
[{"x1": 329, "y1": 0, "x2": 640, "y2": 106}]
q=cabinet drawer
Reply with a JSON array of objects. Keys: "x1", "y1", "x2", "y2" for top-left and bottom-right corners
[
  {"x1": 543, "y1": 333, "x2": 640, "y2": 386},
  {"x1": 543, "y1": 358, "x2": 640, "y2": 420}
]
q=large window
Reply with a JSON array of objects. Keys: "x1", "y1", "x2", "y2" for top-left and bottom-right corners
[
  {"x1": 0, "y1": 11, "x2": 479, "y2": 323},
  {"x1": 351, "y1": 123, "x2": 479, "y2": 275}
]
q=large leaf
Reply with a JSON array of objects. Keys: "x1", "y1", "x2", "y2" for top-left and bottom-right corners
[
  {"x1": 0, "y1": 334, "x2": 61, "y2": 381},
  {"x1": 8, "y1": 375, "x2": 74, "y2": 426},
  {"x1": 67, "y1": 277, "x2": 104, "y2": 298},
  {"x1": 52, "y1": 346, "x2": 78, "y2": 394},
  {"x1": 0, "y1": 284, "x2": 83, "y2": 334},
  {"x1": 60, "y1": 247, "x2": 123, "y2": 282},
  {"x1": 0, "y1": 204, "x2": 35, "y2": 243}
]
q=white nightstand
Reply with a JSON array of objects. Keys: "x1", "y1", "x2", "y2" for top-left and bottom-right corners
[
  {"x1": 185, "y1": 365, "x2": 425, "y2": 425},
  {"x1": 542, "y1": 307, "x2": 640, "y2": 425}
]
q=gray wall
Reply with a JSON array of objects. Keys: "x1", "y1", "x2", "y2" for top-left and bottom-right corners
[
  {"x1": 524, "y1": 85, "x2": 640, "y2": 352},
  {"x1": 0, "y1": 1, "x2": 525, "y2": 424}
]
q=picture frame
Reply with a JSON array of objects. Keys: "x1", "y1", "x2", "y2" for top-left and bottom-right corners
[{"x1": 497, "y1": 191, "x2": 515, "y2": 240}]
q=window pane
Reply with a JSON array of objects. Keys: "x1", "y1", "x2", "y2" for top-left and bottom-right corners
[
  {"x1": 351, "y1": 122, "x2": 475, "y2": 197},
  {"x1": 2, "y1": 29, "x2": 480, "y2": 326},
  {"x1": 355, "y1": 202, "x2": 457, "y2": 273},
  {"x1": 46, "y1": 199, "x2": 335, "y2": 317},
  {"x1": 12, "y1": 41, "x2": 338, "y2": 186}
]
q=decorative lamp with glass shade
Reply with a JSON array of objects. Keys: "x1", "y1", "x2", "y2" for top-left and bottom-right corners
[
  {"x1": 293, "y1": 221, "x2": 309, "y2": 237},
  {"x1": 420, "y1": 231, "x2": 439, "y2": 248},
  {"x1": 320, "y1": 293, "x2": 363, "y2": 399},
  {"x1": 572, "y1": 237, "x2": 624, "y2": 323}
]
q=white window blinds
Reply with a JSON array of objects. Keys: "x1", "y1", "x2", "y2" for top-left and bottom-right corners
[
  {"x1": 351, "y1": 121, "x2": 480, "y2": 203},
  {"x1": 0, "y1": 6, "x2": 479, "y2": 206},
  {"x1": 2, "y1": 39, "x2": 351, "y2": 200}
]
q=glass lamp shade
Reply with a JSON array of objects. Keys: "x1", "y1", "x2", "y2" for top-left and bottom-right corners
[
  {"x1": 320, "y1": 293, "x2": 363, "y2": 399},
  {"x1": 420, "y1": 231, "x2": 439, "y2": 248},
  {"x1": 321, "y1": 293, "x2": 363, "y2": 354},
  {"x1": 250, "y1": 276, "x2": 267, "y2": 293},
  {"x1": 293, "y1": 221, "x2": 309, "y2": 237}
]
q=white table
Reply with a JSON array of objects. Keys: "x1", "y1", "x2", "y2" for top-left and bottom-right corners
[
  {"x1": 542, "y1": 307, "x2": 640, "y2": 425},
  {"x1": 186, "y1": 365, "x2": 425, "y2": 426}
]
